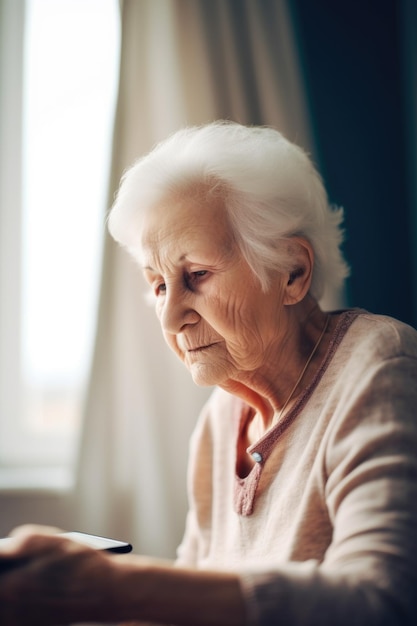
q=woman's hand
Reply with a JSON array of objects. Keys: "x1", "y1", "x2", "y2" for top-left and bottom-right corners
[
  {"x1": 0, "y1": 524, "x2": 246, "y2": 626},
  {"x1": 0, "y1": 524, "x2": 122, "y2": 625}
]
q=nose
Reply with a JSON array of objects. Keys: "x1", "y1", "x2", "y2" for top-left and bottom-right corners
[{"x1": 158, "y1": 284, "x2": 200, "y2": 334}]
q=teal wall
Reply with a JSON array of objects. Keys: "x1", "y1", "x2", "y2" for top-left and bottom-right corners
[{"x1": 291, "y1": 0, "x2": 417, "y2": 327}]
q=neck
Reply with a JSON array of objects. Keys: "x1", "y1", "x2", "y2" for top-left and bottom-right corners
[{"x1": 221, "y1": 300, "x2": 331, "y2": 431}]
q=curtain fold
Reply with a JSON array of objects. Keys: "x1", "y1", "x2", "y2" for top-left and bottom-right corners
[
  {"x1": 402, "y1": 0, "x2": 417, "y2": 324},
  {"x1": 74, "y1": 0, "x2": 315, "y2": 559}
]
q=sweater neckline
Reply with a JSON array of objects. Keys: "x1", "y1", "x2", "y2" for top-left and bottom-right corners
[
  {"x1": 233, "y1": 309, "x2": 361, "y2": 516},
  {"x1": 237, "y1": 309, "x2": 361, "y2": 478}
]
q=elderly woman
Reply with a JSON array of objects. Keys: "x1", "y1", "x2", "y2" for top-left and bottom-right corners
[{"x1": 1, "y1": 121, "x2": 417, "y2": 625}]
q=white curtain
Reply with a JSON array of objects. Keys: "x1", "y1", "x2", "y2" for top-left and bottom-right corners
[
  {"x1": 0, "y1": 0, "x2": 25, "y2": 453},
  {"x1": 73, "y1": 0, "x2": 314, "y2": 559}
]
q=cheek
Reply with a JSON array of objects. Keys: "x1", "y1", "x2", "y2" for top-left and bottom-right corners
[
  {"x1": 213, "y1": 295, "x2": 279, "y2": 363},
  {"x1": 163, "y1": 330, "x2": 184, "y2": 361},
  {"x1": 207, "y1": 301, "x2": 257, "y2": 359},
  {"x1": 155, "y1": 300, "x2": 163, "y2": 320},
  {"x1": 213, "y1": 294, "x2": 258, "y2": 339}
]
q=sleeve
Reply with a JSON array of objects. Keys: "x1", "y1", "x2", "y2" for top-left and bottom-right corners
[
  {"x1": 175, "y1": 509, "x2": 200, "y2": 568},
  {"x1": 175, "y1": 397, "x2": 215, "y2": 568},
  {"x1": 239, "y1": 355, "x2": 417, "y2": 626}
]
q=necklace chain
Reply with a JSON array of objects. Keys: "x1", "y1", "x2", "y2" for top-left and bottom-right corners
[{"x1": 276, "y1": 313, "x2": 330, "y2": 422}]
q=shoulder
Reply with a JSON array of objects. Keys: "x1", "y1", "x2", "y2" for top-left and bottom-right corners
[
  {"x1": 323, "y1": 311, "x2": 417, "y2": 456},
  {"x1": 319, "y1": 311, "x2": 417, "y2": 445},
  {"x1": 336, "y1": 309, "x2": 417, "y2": 366},
  {"x1": 350, "y1": 310, "x2": 417, "y2": 350}
]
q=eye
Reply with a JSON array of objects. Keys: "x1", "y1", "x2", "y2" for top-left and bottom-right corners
[
  {"x1": 155, "y1": 282, "x2": 166, "y2": 296},
  {"x1": 189, "y1": 270, "x2": 208, "y2": 283},
  {"x1": 184, "y1": 270, "x2": 209, "y2": 291}
]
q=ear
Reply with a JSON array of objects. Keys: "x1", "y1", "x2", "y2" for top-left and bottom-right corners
[{"x1": 283, "y1": 237, "x2": 314, "y2": 305}]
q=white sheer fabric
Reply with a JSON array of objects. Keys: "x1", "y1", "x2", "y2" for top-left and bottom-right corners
[{"x1": 74, "y1": 0, "x2": 314, "y2": 559}]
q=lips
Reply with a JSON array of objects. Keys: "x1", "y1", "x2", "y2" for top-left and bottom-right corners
[
  {"x1": 180, "y1": 339, "x2": 220, "y2": 353},
  {"x1": 187, "y1": 343, "x2": 215, "y2": 352}
]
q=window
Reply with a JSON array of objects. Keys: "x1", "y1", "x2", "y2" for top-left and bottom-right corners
[{"x1": 0, "y1": 0, "x2": 120, "y2": 477}]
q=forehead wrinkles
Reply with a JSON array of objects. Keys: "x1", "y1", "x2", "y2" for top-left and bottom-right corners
[
  {"x1": 141, "y1": 224, "x2": 200, "y2": 271},
  {"x1": 140, "y1": 198, "x2": 237, "y2": 269},
  {"x1": 140, "y1": 213, "x2": 186, "y2": 268}
]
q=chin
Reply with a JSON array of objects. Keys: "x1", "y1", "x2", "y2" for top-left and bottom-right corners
[{"x1": 188, "y1": 363, "x2": 229, "y2": 387}]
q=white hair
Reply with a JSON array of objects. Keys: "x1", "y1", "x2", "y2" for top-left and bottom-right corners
[{"x1": 108, "y1": 121, "x2": 349, "y2": 300}]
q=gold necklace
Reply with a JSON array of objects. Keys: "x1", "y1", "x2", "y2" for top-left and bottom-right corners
[{"x1": 275, "y1": 313, "x2": 330, "y2": 422}]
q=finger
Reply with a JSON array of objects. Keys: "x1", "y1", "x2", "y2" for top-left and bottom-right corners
[
  {"x1": 0, "y1": 525, "x2": 60, "y2": 556},
  {"x1": 9, "y1": 524, "x2": 63, "y2": 538},
  {"x1": 1, "y1": 527, "x2": 68, "y2": 559}
]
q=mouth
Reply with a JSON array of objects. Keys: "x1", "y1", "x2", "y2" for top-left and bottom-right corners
[{"x1": 186, "y1": 343, "x2": 216, "y2": 353}]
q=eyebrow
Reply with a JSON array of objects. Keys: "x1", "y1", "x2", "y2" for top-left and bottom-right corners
[{"x1": 143, "y1": 254, "x2": 189, "y2": 273}]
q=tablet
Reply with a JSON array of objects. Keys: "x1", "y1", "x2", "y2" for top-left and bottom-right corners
[
  {"x1": 61, "y1": 531, "x2": 132, "y2": 553},
  {"x1": 0, "y1": 531, "x2": 132, "y2": 553}
]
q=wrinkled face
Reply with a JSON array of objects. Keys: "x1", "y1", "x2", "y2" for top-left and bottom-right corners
[{"x1": 141, "y1": 191, "x2": 287, "y2": 387}]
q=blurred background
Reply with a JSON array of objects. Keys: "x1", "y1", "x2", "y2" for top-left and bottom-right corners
[{"x1": 0, "y1": 0, "x2": 416, "y2": 561}]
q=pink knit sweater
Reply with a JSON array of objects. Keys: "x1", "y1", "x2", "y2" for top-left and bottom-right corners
[{"x1": 176, "y1": 310, "x2": 417, "y2": 625}]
